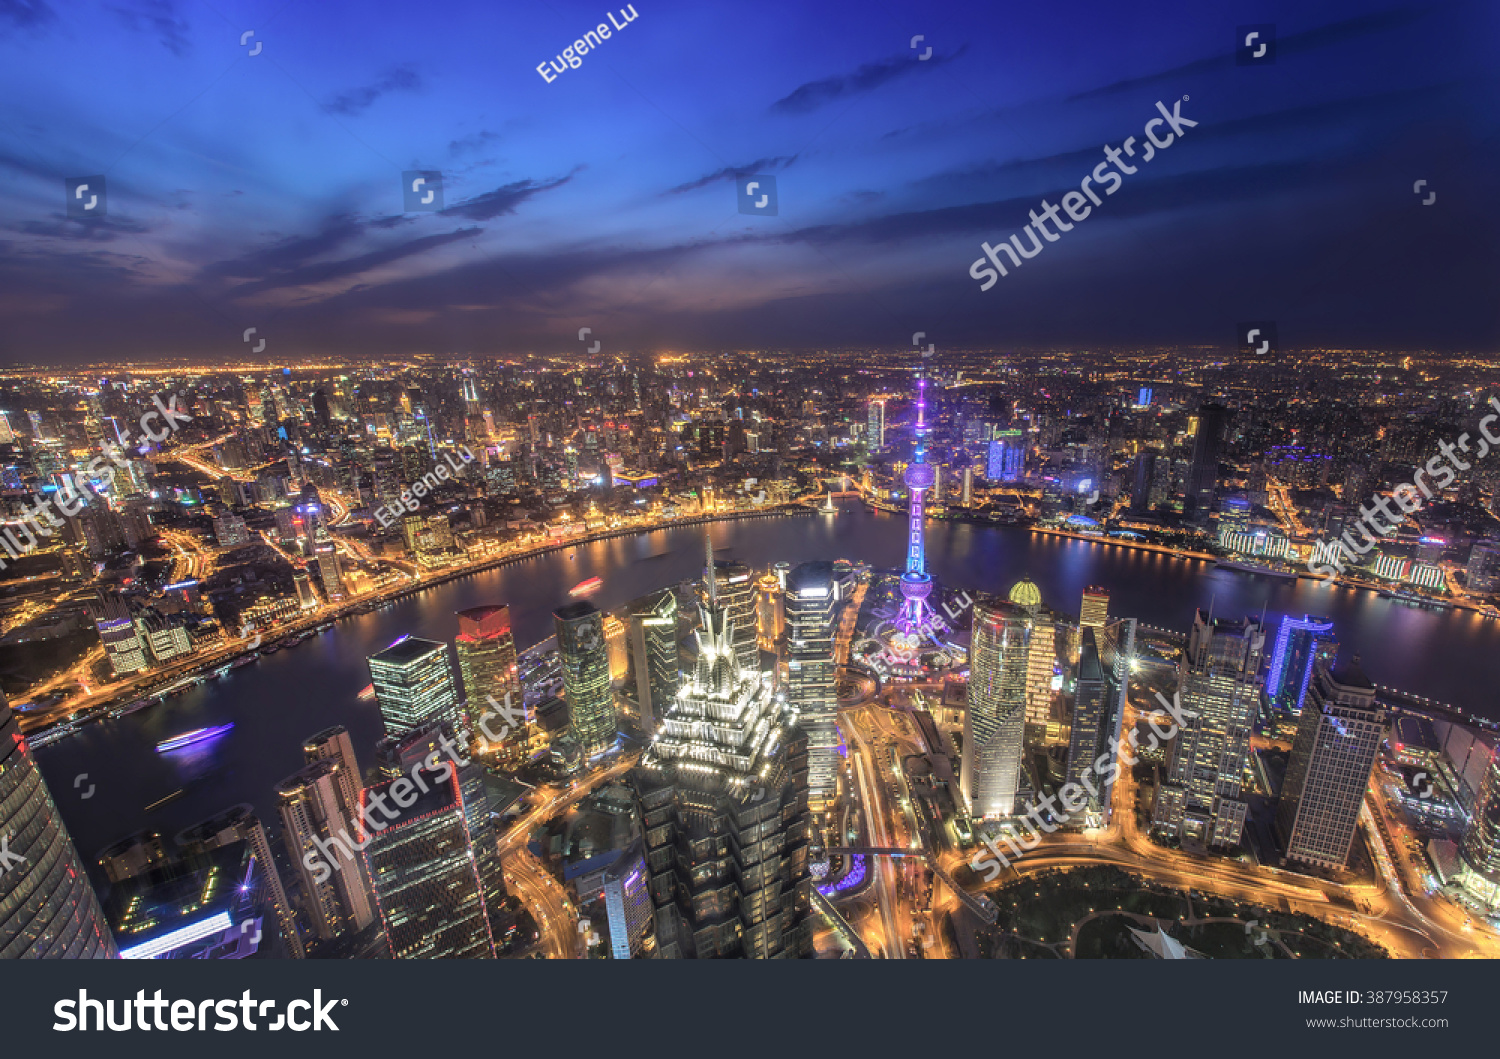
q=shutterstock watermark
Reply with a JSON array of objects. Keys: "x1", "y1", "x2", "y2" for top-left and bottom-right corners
[
  {"x1": 54, "y1": 989, "x2": 343, "y2": 1032},
  {"x1": 0, "y1": 393, "x2": 191, "y2": 571},
  {"x1": 302, "y1": 693, "x2": 523, "y2": 883},
  {"x1": 969, "y1": 98, "x2": 1197, "y2": 290},
  {"x1": 373, "y1": 446, "x2": 475, "y2": 529},
  {"x1": 968, "y1": 690, "x2": 1195, "y2": 881},
  {"x1": 1305, "y1": 395, "x2": 1500, "y2": 581}
]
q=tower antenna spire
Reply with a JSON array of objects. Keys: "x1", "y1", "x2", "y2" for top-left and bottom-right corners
[{"x1": 704, "y1": 521, "x2": 717, "y2": 607}]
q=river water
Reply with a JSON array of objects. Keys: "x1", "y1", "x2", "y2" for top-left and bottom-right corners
[{"x1": 34, "y1": 500, "x2": 1500, "y2": 874}]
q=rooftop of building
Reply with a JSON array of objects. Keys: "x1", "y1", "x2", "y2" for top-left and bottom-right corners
[
  {"x1": 1329, "y1": 658, "x2": 1376, "y2": 691},
  {"x1": 554, "y1": 600, "x2": 600, "y2": 622},
  {"x1": 1393, "y1": 713, "x2": 1441, "y2": 751},
  {"x1": 369, "y1": 634, "x2": 447, "y2": 666}
]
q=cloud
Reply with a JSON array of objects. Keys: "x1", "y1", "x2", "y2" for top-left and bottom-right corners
[
  {"x1": 666, "y1": 156, "x2": 797, "y2": 194},
  {"x1": 448, "y1": 129, "x2": 501, "y2": 156},
  {"x1": 1067, "y1": 7, "x2": 1430, "y2": 101},
  {"x1": 0, "y1": 0, "x2": 56, "y2": 29},
  {"x1": 771, "y1": 47, "x2": 967, "y2": 115},
  {"x1": 327, "y1": 66, "x2": 422, "y2": 117},
  {"x1": 227, "y1": 226, "x2": 484, "y2": 297},
  {"x1": 439, "y1": 171, "x2": 577, "y2": 221},
  {"x1": 108, "y1": 0, "x2": 191, "y2": 57}
]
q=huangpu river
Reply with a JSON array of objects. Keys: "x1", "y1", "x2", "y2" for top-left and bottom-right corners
[{"x1": 35, "y1": 499, "x2": 1500, "y2": 878}]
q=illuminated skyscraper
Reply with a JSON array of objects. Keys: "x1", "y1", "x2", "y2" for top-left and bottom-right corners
[
  {"x1": 455, "y1": 604, "x2": 520, "y2": 736},
  {"x1": 627, "y1": 589, "x2": 679, "y2": 738},
  {"x1": 866, "y1": 398, "x2": 886, "y2": 449},
  {"x1": 699, "y1": 559, "x2": 757, "y2": 673},
  {"x1": 962, "y1": 599, "x2": 1032, "y2": 819},
  {"x1": 631, "y1": 558, "x2": 812, "y2": 958},
  {"x1": 785, "y1": 560, "x2": 840, "y2": 815},
  {"x1": 896, "y1": 369, "x2": 936, "y2": 642},
  {"x1": 1080, "y1": 586, "x2": 1110, "y2": 634},
  {"x1": 0, "y1": 700, "x2": 117, "y2": 958},
  {"x1": 603, "y1": 840, "x2": 653, "y2": 959},
  {"x1": 1153, "y1": 610, "x2": 1265, "y2": 849},
  {"x1": 361, "y1": 765, "x2": 496, "y2": 959},
  {"x1": 1266, "y1": 615, "x2": 1336, "y2": 716},
  {"x1": 755, "y1": 571, "x2": 784, "y2": 652},
  {"x1": 555, "y1": 600, "x2": 616, "y2": 758},
  {"x1": 375, "y1": 721, "x2": 508, "y2": 946},
  {"x1": 1274, "y1": 661, "x2": 1383, "y2": 870},
  {"x1": 314, "y1": 541, "x2": 345, "y2": 600},
  {"x1": 368, "y1": 636, "x2": 462, "y2": 739}
]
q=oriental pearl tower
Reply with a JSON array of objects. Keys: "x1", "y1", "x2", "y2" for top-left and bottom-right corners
[{"x1": 893, "y1": 364, "x2": 935, "y2": 651}]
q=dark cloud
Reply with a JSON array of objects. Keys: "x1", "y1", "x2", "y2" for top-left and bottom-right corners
[
  {"x1": 439, "y1": 171, "x2": 576, "y2": 221},
  {"x1": 448, "y1": 129, "x2": 500, "y2": 156},
  {"x1": 771, "y1": 47, "x2": 967, "y2": 115},
  {"x1": 1067, "y1": 6, "x2": 1430, "y2": 101},
  {"x1": 327, "y1": 66, "x2": 422, "y2": 117},
  {"x1": 0, "y1": 0, "x2": 55, "y2": 29},
  {"x1": 11, "y1": 214, "x2": 153, "y2": 240},
  {"x1": 227, "y1": 226, "x2": 484, "y2": 297},
  {"x1": 108, "y1": 0, "x2": 190, "y2": 57},
  {"x1": 665, "y1": 156, "x2": 797, "y2": 194}
]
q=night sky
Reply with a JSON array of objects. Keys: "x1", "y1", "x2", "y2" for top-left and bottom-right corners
[{"x1": 1, "y1": 0, "x2": 1496, "y2": 362}]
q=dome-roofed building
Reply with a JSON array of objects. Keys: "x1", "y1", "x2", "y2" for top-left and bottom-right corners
[{"x1": 1007, "y1": 577, "x2": 1043, "y2": 613}]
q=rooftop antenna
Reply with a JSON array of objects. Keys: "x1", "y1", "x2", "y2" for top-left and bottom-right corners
[{"x1": 704, "y1": 521, "x2": 717, "y2": 607}]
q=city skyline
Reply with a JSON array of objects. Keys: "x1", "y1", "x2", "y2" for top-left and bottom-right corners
[{"x1": 2, "y1": 0, "x2": 1500, "y2": 988}]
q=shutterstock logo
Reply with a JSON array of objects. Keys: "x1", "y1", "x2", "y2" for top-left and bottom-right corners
[{"x1": 54, "y1": 990, "x2": 345, "y2": 1032}]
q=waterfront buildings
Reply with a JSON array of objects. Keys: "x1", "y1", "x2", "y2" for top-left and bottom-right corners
[
  {"x1": 368, "y1": 636, "x2": 462, "y2": 738},
  {"x1": 0, "y1": 700, "x2": 117, "y2": 959},
  {"x1": 1266, "y1": 615, "x2": 1337, "y2": 717},
  {"x1": 455, "y1": 604, "x2": 520, "y2": 734},
  {"x1": 1274, "y1": 661, "x2": 1384, "y2": 870},
  {"x1": 555, "y1": 600, "x2": 617, "y2": 758},
  {"x1": 89, "y1": 594, "x2": 147, "y2": 677}
]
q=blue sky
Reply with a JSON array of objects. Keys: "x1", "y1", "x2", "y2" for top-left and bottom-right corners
[{"x1": 0, "y1": 0, "x2": 1496, "y2": 362}]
